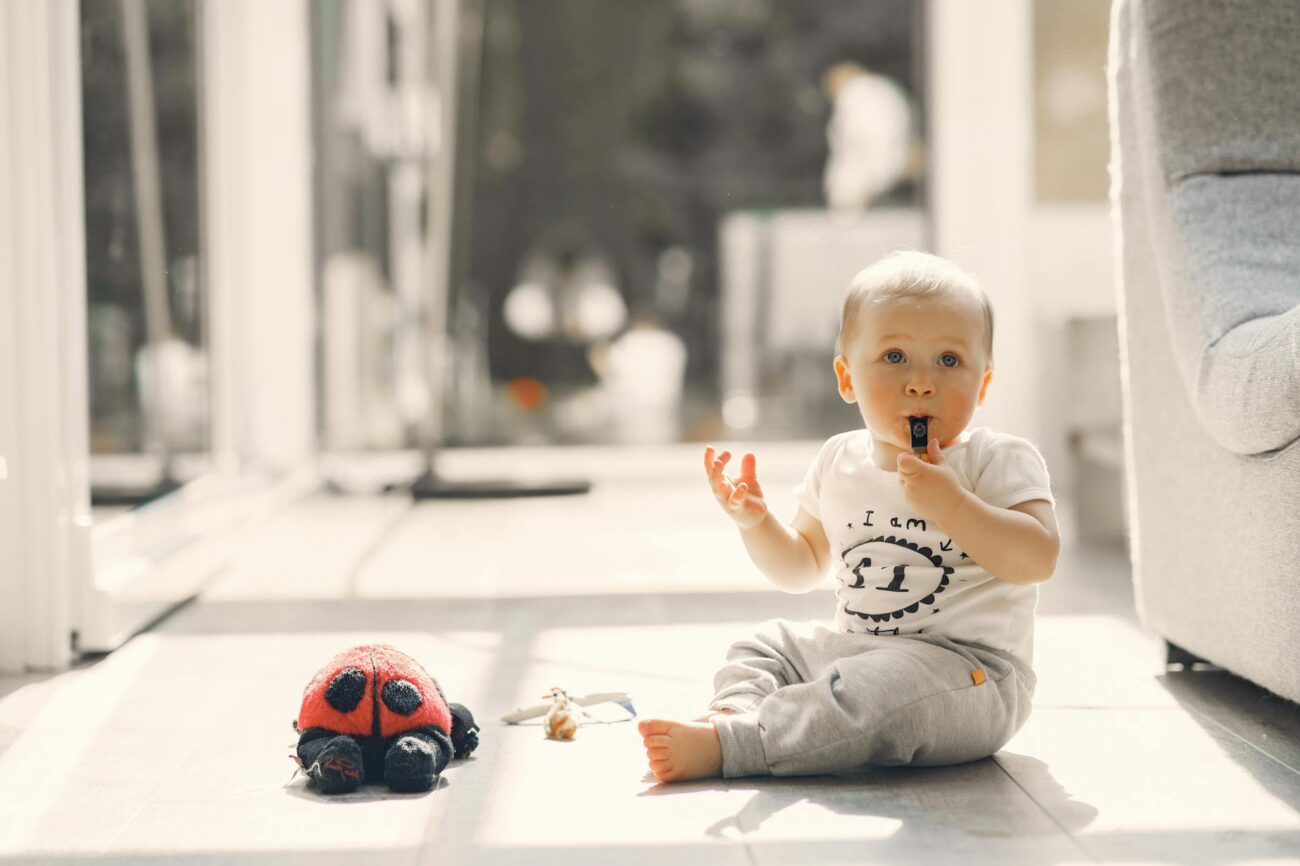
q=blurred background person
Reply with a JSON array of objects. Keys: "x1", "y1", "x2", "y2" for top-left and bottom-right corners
[{"x1": 821, "y1": 60, "x2": 916, "y2": 211}]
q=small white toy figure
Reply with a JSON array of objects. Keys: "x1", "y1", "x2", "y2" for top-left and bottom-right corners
[{"x1": 543, "y1": 688, "x2": 581, "y2": 740}]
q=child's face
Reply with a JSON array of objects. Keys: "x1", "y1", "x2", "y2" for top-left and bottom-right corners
[{"x1": 834, "y1": 294, "x2": 993, "y2": 455}]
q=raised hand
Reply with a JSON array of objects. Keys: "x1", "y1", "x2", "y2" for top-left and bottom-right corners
[{"x1": 704, "y1": 446, "x2": 768, "y2": 529}]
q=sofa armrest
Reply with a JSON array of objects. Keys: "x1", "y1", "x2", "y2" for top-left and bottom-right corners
[
  {"x1": 1164, "y1": 174, "x2": 1300, "y2": 454},
  {"x1": 1129, "y1": 0, "x2": 1300, "y2": 455}
]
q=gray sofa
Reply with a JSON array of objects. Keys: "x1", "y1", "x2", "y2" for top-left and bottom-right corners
[{"x1": 1110, "y1": 0, "x2": 1300, "y2": 701}]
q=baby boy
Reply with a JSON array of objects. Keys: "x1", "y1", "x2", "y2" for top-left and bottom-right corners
[{"x1": 639, "y1": 250, "x2": 1059, "y2": 782}]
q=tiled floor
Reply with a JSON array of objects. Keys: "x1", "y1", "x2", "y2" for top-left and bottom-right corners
[{"x1": 3, "y1": 444, "x2": 1300, "y2": 864}]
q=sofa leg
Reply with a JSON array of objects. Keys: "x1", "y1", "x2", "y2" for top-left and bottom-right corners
[{"x1": 1165, "y1": 641, "x2": 1207, "y2": 669}]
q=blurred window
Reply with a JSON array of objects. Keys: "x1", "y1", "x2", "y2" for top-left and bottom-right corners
[
  {"x1": 81, "y1": 0, "x2": 207, "y2": 506},
  {"x1": 459, "y1": 0, "x2": 928, "y2": 445}
]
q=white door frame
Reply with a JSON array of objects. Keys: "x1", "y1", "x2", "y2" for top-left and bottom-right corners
[
  {"x1": 0, "y1": 0, "x2": 320, "y2": 666},
  {"x1": 0, "y1": 0, "x2": 92, "y2": 673}
]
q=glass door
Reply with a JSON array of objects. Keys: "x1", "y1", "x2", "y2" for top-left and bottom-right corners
[
  {"x1": 76, "y1": 0, "x2": 319, "y2": 654},
  {"x1": 82, "y1": 0, "x2": 209, "y2": 511}
]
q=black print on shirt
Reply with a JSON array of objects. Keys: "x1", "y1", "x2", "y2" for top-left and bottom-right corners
[
  {"x1": 849, "y1": 557, "x2": 871, "y2": 588},
  {"x1": 907, "y1": 518, "x2": 926, "y2": 532},
  {"x1": 888, "y1": 516, "x2": 928, "y2": 531},
  {"x1": 878, "y1": 564, "x2": 908, "y2": 593},
  {"x1": 838, "y1": 533, "x2": 955, "y2": 624}
]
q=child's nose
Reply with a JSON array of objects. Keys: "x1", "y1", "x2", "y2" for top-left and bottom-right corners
[{"x1": 906, "y1": 375, "x2": 935, "y2": 397}]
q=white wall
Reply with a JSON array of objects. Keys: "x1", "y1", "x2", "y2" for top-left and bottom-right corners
[
  {"x1": 1032, "y1": 203, "x2": 1119, "y2": 501},
  {"x1": 928, "y1": 0, "x2": 1038, "y2": 447}
]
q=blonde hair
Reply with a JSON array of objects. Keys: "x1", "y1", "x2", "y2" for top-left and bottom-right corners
[{"x1": 836, "y1": 250, "x2": 994, "y2": 364}]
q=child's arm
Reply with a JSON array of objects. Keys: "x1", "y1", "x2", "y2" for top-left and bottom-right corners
[
  {"x1": 897, "y1": 439, "x2": 1060, "y2": 585},
  {"x1": 705, "y1": 448, "x2": 831, "y2": 593},
  {"x1": 737, "y1": 507, "x2": 830, "y2": 593},
  {"x1": 937, "y1": 496, "x2": 1059, "y2": 585}
]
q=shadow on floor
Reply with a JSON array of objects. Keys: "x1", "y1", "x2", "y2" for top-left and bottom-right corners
[
  {"x1": 641, "y1": 752, "x2": 1097, "y2": 841},
  {"x1": 1159, "y1": 666, "x2": 1300, "y2": 819}
]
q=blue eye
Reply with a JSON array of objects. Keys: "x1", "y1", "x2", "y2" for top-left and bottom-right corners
[
  {"x1": 939, "y1": 353, "x2": 960, "y2": 368},
  {"x1": 883, "y1": 351, "x2": 905, "y2": 364}
]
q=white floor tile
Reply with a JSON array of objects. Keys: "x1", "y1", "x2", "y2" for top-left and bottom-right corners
[{"x1": 1004, "y1": 707, "x2": 1300, "y2": 861}]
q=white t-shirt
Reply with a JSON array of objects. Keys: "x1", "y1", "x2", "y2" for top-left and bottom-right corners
[{"x1": 794, "y1": 426, "x2": 1055, "y2": 666}]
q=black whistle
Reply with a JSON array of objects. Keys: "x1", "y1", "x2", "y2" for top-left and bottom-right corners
[{"x1": 908, "y1": 416, "x2": 929, "y2": 455}]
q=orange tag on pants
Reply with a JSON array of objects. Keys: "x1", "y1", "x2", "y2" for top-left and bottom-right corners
[{"x1": 971, "y1": 668, "x2": 986, "y2": 686}]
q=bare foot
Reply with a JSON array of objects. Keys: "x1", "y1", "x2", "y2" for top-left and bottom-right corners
[{"x1": 638, "y1": 718, "x2": 723, "y2": 782}]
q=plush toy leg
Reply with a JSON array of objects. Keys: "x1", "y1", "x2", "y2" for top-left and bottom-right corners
[
  {"x1": 298, "y1": 734, "x2": 365, "y2": 795},
  {"x1": 449, "y1": 703, "x2": 480, "y2": 758},
  {"x1": 384, "y1": 728, "x2": 453, "y2": 793}
]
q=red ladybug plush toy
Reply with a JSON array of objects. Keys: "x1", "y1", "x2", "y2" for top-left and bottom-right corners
[{"x1": 295, "y1": 644, "x2": 479, "y2": 794}]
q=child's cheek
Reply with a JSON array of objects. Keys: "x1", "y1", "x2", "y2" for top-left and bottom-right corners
[
  {"x1": 944, "y1": 375, "x2": 980, "y2": 416},
  {"x1": 866, "y1": 381, "x2": 901, "y2": 434}
]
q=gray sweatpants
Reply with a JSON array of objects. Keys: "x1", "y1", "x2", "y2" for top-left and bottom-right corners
[{"x1": 708, "y1": 618, "x2": 1035, "y2": 778}]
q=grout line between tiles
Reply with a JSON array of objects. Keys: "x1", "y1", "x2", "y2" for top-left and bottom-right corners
[
  {"x1": 1174, "y1": 697, "x2": 1300, "y2": 781},
  {"x1": 991, "y1": 752, "x2": 1100, "y2": 863},
  {"x1": 737, "y1": 838, "x2": 762, "y2": 866},
  {"x1": 1033, "y1": 704, "x2": 1180, "y2": 711},
  {"x1": 100, "y1": 737, "x2": 204, "y2": 851}
]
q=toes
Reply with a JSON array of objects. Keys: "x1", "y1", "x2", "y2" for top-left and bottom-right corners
[
  {"x1": 645, "y1": 746, "x2": 671, "y2": 760},
  {"x1": 638, "y1": 718, "x2": 676, "y2": 737},
  {"x1": 643, "y1": 734, "x2": 671, "y2": 749},
  {"x1": 648, "y1": 758, "x2": 676, "y2": 781}
]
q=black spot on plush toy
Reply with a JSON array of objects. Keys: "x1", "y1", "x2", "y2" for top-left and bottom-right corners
[{"x1": 295, "y1": 644, "x2": 479, "y2": 794}]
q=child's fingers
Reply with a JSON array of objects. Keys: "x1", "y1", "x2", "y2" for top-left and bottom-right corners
[
  {"x1": 897, "y1": 452, "x2": 920, "y2": 475},
  {"x1": 740, "y1": 452, "x2": 758, "y2": 483},
  {"x1": 705, "y1": 447, "x2": 727, "y2": 485},
  {"x1": 704, "y1": 447, "x2": 721, "y2": 489},
  {"x1": 711, "y1": 451, "x2": 732, "y2": 483},
  {"x1": 927, "y1": 437, "x2": 943, "y2": 464},
  {"x1": 705, "y1": 447, "x2": 757, "y2": 513},
  {"x1": 728, "y1": 481, "x2": 749, "y2": 508},
  {"x1": 706, "y1": 447, "x2": 728, "y2": 478}
]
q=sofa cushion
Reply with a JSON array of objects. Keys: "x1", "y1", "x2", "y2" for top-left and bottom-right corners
[{"x1": 1144, "y1": 0, "x2": 1300, "y2": 181}]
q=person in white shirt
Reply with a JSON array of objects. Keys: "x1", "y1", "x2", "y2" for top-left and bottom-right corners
[
  {"x1": 639, "y1": 250, "x2": 1059, "y2": 781},
  {"x1": 822, "y1": 61, "x2": 915, "y2": 211}
]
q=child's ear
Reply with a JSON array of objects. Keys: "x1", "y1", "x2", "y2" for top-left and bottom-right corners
[
  {"x1": 977, "y1": 365, "x2": 993, "y2": 405},
  {"x1": 834, "y1": 356, "x2": 855, "y2": 403}
]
